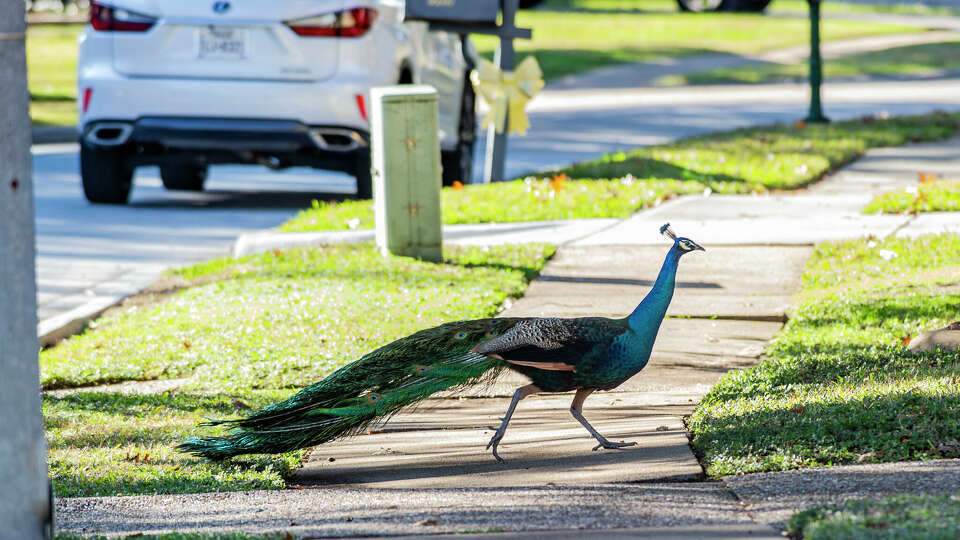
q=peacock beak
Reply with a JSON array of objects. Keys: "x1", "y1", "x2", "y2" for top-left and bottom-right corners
[{"x1": 693, "y1": 242, "x2": 706, "y2": 252}]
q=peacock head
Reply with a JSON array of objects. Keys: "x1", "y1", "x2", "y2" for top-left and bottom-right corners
[{"x1": 660, "y1": 223, "x2": 705, "y2": 254}]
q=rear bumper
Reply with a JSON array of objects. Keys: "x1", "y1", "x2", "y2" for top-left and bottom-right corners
[
  {"x1": 82, "y1": 117, "x2": 369, "y2": 172},
  {"x1": 84, "y1": 117, "x2": 366, "y2": 151}
]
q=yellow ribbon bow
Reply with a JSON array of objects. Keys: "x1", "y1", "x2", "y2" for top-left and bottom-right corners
[{"x1": 472, "y1": 56, "x2": 545, "y2": 135}]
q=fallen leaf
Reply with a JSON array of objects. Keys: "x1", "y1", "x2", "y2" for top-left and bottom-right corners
[
  {"x1": 451, "y1": 180, "x2": 464, "y2": 190},
  {"x1": 918, "y1": 172, "x2": 938, "y2": 184},
  {"x1": 549, "y1": 173, "x2": 567, "y2": 192},
  {"x1": 857, "y1": 451, "x2": 881, "y2": 463},
  {"x1": 901, "y1": 335, "x2": 912, "y2": 346},
  {"x1": 790, "y1": 405, "x2": 806, "y2": 414},
  {"x1": 418, "y1": 518, "x2": 439, "y2": 526},
  {"x1": 794, "y1": 120, "x2": 806, "y2": 129}
]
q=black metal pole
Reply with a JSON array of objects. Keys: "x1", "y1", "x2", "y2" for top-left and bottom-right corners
[
  {"x1": 805, "y1": 0, "x2": 829, "y2": 123},
  {"x1": 483, "y1": 0, "x2": 518, "y2": 183}
]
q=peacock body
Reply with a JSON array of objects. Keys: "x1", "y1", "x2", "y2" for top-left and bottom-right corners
[{"x1": 179, "y1": 223, "x2": 704, "y2": 461}]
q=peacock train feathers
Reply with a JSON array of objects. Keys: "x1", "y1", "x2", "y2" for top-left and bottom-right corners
[
  {"x1": 180, "y1": 223, "x2": 705, "y2": 462},
  {"x1": 178, "y1": 318, "x2": 520, "y2": 459}
]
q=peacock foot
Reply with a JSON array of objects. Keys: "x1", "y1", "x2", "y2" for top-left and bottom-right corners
[
  {"x1": 591, "y1": 440, "x2": 637, "y2": 452},
  {"x1": 485, "y1": 426, "x2": 507, "y2": 463}
]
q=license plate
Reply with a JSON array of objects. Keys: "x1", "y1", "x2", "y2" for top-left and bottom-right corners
[{"x1": 198, "y1": 26, "x2": 246, "y2": 60}]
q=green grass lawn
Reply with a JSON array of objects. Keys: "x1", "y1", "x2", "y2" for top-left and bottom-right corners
[
  {"x1": 27, "y1": 23, "x2": 81, "y2": 127},
  {"x1": 688, "y1": 233, "x2": 960, "y2": 477},
  {"x1": 864, "y1": 179, "x2": 960, "y2": 214},
  {"x1": 664, "y1": 40, "x2": 960, "y2": 86},
  {"x1": 788, "y1": 494, "x2": 960, "y2": 540},
  {"x1": 473, "y1": 8, "x2": 917, "y2": 81},
  {"x1": 546, "y1": 0, "x2": 960, "y2": 16},
  {"x1": 280, "y1": 112, "x2": 960, "y2": 233},
  {"x1": 42, "y1": 243, "x2": 554, "y2": 497}
]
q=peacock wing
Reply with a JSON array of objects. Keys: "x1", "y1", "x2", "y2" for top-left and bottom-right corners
[{"x1": 474, "y1": 317, "x2": 628, "y2": 372}]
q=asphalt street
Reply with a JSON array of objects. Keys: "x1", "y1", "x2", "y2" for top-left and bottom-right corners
[{"x1": 32, "y1": 77, "x2": 960, "y2": 340}]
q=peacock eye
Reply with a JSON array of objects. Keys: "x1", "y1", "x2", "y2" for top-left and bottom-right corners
[
  {"x1": 365, "y1": 393, "x2": 381, "y2": 404},
  {"x1": 485, "y1": 330, "x2": 498, "y2": 338},
  {"x1": 455, "y1": 332, "x2": 467, "y2": 339},
  {"x1": 414, "y1": 365, "x2": 431, "y2": 374}
]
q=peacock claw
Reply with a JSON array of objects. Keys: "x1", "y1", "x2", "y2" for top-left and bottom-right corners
[
  {"x1": 592, "y1": 440, "x2": 637, "y2": 452},
  {"x1": 486, "y1": 433, "x2": 507, "y2": 463}
]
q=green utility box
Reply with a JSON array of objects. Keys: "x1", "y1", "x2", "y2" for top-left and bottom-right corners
[{"x1": 370, "y1": 85, "x2": 443, "y2": 262}]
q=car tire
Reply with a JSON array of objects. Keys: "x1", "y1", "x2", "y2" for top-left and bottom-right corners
[
  {"x1": 80, "y1": 143, "x2": 133, "y2": 204},
  {"x1": 160, "y1": 163, "x2": 207, "y2": 191},
  {"x1": 441, "y1": 74, "x2": 476, "y2": 186},
  {"x1": 355, "y1": 152, "x2": 373, "y2": 199},
  {"x1": 722, "y1": 0, "x2": 771, "y2": 11}
]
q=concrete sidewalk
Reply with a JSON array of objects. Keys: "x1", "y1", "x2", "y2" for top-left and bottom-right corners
[{"x1": 53, "y1": 136, "x2": 960, "y2": 538}]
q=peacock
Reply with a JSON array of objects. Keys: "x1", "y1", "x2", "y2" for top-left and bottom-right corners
[{"x1": 179, "y1": 223, "x2": 705, "y2": 462}]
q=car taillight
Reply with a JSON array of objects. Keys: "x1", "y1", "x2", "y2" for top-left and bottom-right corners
[
  {"x1": 286, "y1": 7, "x2": 377, "y2": 38},
  {"x1": 82, "y1": 88, "x2": 93, "y2": 114},
  {"x1": 355, "y1": 94, "x2": 367, "y2": 121},
  {"x1": 90, "y1": 1, "x2": 157, "y2": 32}
]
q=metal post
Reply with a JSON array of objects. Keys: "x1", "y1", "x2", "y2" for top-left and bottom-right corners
[
  {"x1": 482, "y1": 0, "x2": 518, "y2": 183},
  {"x1": 805, "y1": 0, "x2": 829, "y2": 123},
  {"x1": 371, "y1": 85, "x2": 443, "y2": 262},
  {"x1": 0, "y1": 0, "x2": 53, "y2": 537}
]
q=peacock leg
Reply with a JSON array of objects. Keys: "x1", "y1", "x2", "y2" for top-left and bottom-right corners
[
  {"x1": 486, "y1": 383, "x2": 540, "y2": 463},
  {"x1": 570, "y1": 388, "x2": 637, "y2": 452}
]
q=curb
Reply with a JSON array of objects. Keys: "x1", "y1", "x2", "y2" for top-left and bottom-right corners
[
  {"x1": 32, "y1": 125, "x2": 77, "y2": 145},
  {"x1": 38, "y1": 295, "x2": 125, "y2": 348},
  {"x1": 231, "y1": 218, "x2": 624, "y2": 258},
  {"x1": 37, "y1": 267, "x2": 166, "y2": 348}
]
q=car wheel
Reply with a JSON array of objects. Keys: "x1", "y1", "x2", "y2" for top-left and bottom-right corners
[
  {"x1": 676, "y1": 0, "x2": 725, "y2": 11},
  {"x1": 355, "y1": 151, "x2": 373, "y2": 199},
  {"x1": 160, "y1": 163, "x2": 207, "y2": 191},
  {"x1": 722, "y1": 0, "x2": 771, "y2": 11},
  {"x1": 80, "y1": 143, "x2": 133, "y2": 204},
  {"x1": 441, "y1": 74, "x2": 476, "y2": 186}
]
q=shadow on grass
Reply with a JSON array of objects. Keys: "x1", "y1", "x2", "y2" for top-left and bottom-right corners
[
  {"x1": 792, "y1": 292, "x2": 960, "y2": 330},
  {"x1": 562, "y1": 156, "x2": 747, "y2": 184},
  {"x1": 707, "y1": 340, "x2": 960, "y2": 403},
  {"x1": 31, "y1": 92, "x2": 74, "y2": 102},
  {"x1": 695, "y1": 391, "x2": 960, "y2": 473},
  {"x1": 44, "y1": 391, "x2": 270, "y2": 417}
]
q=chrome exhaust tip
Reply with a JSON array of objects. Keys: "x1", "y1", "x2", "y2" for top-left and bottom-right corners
[
  {"x1": 84, "y1": 122, "x2": 134, "y2": 146},
  {"x1": 308, "y1": 128, "x2": 367, "y2": 152}
]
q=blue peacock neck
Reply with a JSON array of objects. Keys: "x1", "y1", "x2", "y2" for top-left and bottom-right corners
[{"x1": 627, "y1": 246, "x2": 680, "y2": 336}]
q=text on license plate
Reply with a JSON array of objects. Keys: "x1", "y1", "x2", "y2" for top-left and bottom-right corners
[{"x1": 198, "y1": 26, "x2": 246, "y2": 60}]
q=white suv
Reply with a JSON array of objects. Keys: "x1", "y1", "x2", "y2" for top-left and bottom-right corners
[{"x1": 77, "y1": 0, "x2": 476, "y2": 204}]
